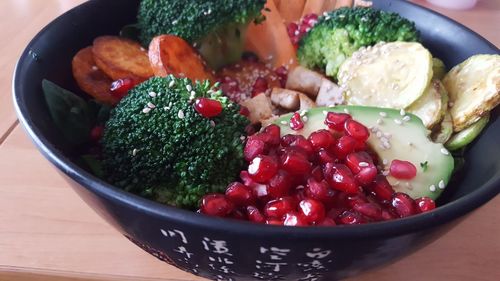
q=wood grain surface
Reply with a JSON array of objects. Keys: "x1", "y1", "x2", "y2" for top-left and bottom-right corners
[{"x1": 0, "y1": 1, "x2": 499, "y2": 281}]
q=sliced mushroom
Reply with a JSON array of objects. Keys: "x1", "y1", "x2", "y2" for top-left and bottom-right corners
[
  {"x1": 286, "y1": 66, "x2": 324, "y2": 98},
  {"x1": 241, "y1": 94, "x2": 274, "y2": 124},
  {"x1": 270, "y1": 88, "x2": 301, "y2": 110},
  {"x1": 316, "y1": 79, "x2": 345, "y2": 107},
  {"x1": 299, "y1": 93, "x2": 316, "y2": 110}
]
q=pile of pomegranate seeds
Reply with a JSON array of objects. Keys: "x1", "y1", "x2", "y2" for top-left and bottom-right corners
[
  {"x1": 287, "y1": 13, "x2": 319, "y2": 49},
  {"x1": 200, "y1": 112, "x2": 435, "y2": 226}
]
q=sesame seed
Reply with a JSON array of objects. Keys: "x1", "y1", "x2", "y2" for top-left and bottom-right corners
[
  {"x1": 210, "y1": 120, "x2": 216, "y2": 127},
  {"x1": 300, "y1": 110, "x2": 307, "y2": 117},
  {"x1": 394, "y1": 119, "x2": 403, "y2": 125},
  {"x1": 169, "y1": 80, "x2": 175, "y2": 88},
  {"x1": 402, "y1": 115, "x2": 411, "y2": 122},
  {"x1": 343, "y1": 108, "x2": 350, "y2": 114},
  {"x1": 440, "y1": 148, "x2": 450, "y2": 155},
  {"x1": 382, "y1": 170, "x2": 390, "y2": 176},
  {"x1": 91, "y1": 65, "x2": 98, "y2": 71},
  {"x1": 142, "y1": 107, "x2": 151, "y2": 114},
  {"x1": 358, "y1": 162, "x2": 369, "y2": 167},
  {"x1": 322, "y1": 110, "x2": 328, "y2": 115},
  {"x1": 280, "y1": 120, "x2": 288, "y2": 125},
  {"x1": 178, "y1": 110, "x2": 185, "y2": 119},
  {"x1": 376, "y1": 131, "x2": 382, "y2": 138},
  {"x1": 400, "y1": 109, "x2": 405, "y2": 116},
  {"x1": 164, "y1": 106, "x2": 170, "y2": 111},
  {"x1": 382, "y1": 159, "x2": 389, "y2": 165},
  {"x1": 132, "y1": 149, "x2": 138, "y2": 156},
  {"x1": 438, "y1": 180, "x2": 445, "y2": 189},
  {"x1": 172, "y1": 20, "x2": 178, "y2": 25},
  {"x1": 303, "y1": 116, "x2": 308, "y2": 122},
  {"x1": 377, "y1": 118, "x2": 383, "y2": 125},
  {"x1": 186, "y1": 85, "x2": 192, "y2": 92},
  {"x1": 429, "y1": 185, "x2": 436, "y2": 192},
  {"x1": 148, "y1": 91, "x2": 157, "y2": 97},
  {"x1": 240, "y1": 136, "x2": 246, "y2": 141},
  {"x1": 140, "y1": 47, "x2": 146, "y2": 52},
  {"x1": 328, "y1": 104, "x2": 335, "y2": 108},
  {"x1": 370, "y1": 126, "x2": 379, "y2": 133},
  {"x1": 379, "y1": 111, "x2": 387, "y2": 117},
  {"x1": 147, "y1": 102, "x2": 156, "y2": 109},
  {"x1": 190, "y1": 90, "x2": 196, "y2": 96}
]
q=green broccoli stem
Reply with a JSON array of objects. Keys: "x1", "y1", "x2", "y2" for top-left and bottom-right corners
[{"x1": 196, "y1": 23, "x2": 249, "y2": 70}]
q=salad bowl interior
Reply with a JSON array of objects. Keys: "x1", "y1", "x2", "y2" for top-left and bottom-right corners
[{"x1": 13, "y1": 0, "x2": 499, "y2": 280}]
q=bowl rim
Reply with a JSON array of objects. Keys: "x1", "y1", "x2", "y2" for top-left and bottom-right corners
[{"x1": 12, "y1": 0, "x2": 500, "y2": 239}]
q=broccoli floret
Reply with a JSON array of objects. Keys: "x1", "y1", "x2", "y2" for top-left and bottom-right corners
[
  {"x1": 298, "y1": 7, "x2": 420, "y2": 79},
  {"x1": 137, "y1": 0, "x2": 266, "y2": 69},
  {"x1": 101, "y1": 76, "x2": 249, "y2": 209}
]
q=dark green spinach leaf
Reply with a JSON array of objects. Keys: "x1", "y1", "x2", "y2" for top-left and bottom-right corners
[{"x1": 120, "y1": 23, "x2": 141, "y2": 42}]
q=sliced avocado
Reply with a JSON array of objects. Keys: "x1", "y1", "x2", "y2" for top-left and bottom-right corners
[
  {"x1": 445, "y1": 114, "x2": 490, "y2": 151},
  {"x1": 432, "y1": 58, "x2": 446, "y2": 80},
  {"x1": 275, "y1": 106, "x2": 454, "y2": 200}
]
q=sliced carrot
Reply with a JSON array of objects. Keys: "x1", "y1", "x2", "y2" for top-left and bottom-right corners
[
  {"x1": 245, "y1": 0, "x2": 298, "y2": 69},
  {"x1": 301, "y1": 0, "x2": 327, "y2": 18},
  {"x1": 148, "y1": 35, "x2": 215, "y2": 83},
  {"x1": 279, "y1": 0, "x2": 306, "y2": 23}
]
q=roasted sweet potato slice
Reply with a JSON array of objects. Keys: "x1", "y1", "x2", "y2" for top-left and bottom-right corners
[
  {"x1": 92, "y1": 36, "x2": 153, "y2": 82},
  {"x1": 72, "y1": 47, "x2": 118, "y2": 104},
  {"x1": 148, "y1": 35, "x2": 215, "y2": 83}
]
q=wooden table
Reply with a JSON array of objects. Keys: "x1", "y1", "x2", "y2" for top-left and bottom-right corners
[{"x1": 0, "y1": 1, "x2": 498, "y2": 280}]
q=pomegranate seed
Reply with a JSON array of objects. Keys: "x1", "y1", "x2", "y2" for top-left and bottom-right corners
[
  {"x1": 317, "y1": 149, "x2": 336, "y2": 165},
  {"x1": 391, "y1": 192, "x2": 417, "y2": 218},
  {"x1": 248, "y1": 155, "x2": 278, "y2": 183},
  {"x1": 306, "y1": 178, "x2": 335, "y2": 203},
  {"x1": 246, "y1": 206, "x2": 266, "y2": 223},
  {"x1": 332, "y1": 135, "x2": 357, "y2": 159},
  {"x1": 390, "y1": 160, "x2": 417, "y2": 180},
  {"x1": 275, "y1": 66, "x2": 288, "y2": 87},
  {"x1": 110, "y1": 78, "x2": 135, "y2": 99},
  {"x1": 337, "y1": 210, "x2": 365, "y2": 225},
  {"x1": 267, "y1": 170, "x2": 293, "y2": 198},
  {"x1": 325, "y1": 112, "x2": 352, "y2": 131},
  {"x1": 266, "y1": 219, "x2": 284, "y2": 225},
  {"x1": 287, "y1": 22, "x2": 299, "y2": 39},
  {"x1": 381, "y1": 209, "x2": 397, "y2": 220},
  {"x1": 415, "y1": 197, "x2": 436, "y2": 213},
  {"x1": 262, "y1": 124, "x2": 281, "y2": 146},
  {"x1": 194, "y1": 98, "x2": 223, "y2": 118},
  {"x1": 323, "y1": 163, "x2": 360, "y2": 194},
  {"x1": 345, "y1": 151, "x2": 374, "y2": 174},
  {"x1": 200, "y1": 194, "x2": 234, "y2": 217},
  {"x1": 244, "y1": 138, "x2": 266, "y2": 161},
  {"x1": 298, "y1": 199, "x2": 326, "y2": 224},
  {"x1": 317, "y1": 217, "x2": 336, "y2": 226},
  {"x1": 355, "y1": 166, "x2": 377, "y2": 186},
  {"x1": 353, "y1": 202, "x2": 382, "y2": 220},
  {"x1": 291, "y1": 188, "x2": 307, "y2": 203},
  {"x1": 311, "y1": 166, "x2": 324, "y2": 181},
  {"x1": 240, "y1": 171, "x2": 255, "y2": 186},
  {"x1": 239, "y1": 105, "x2": 250, "y2": 117},
  {"x1": 367, "y1": 175, "x2": 395, "y2": 201},
  {"x1": 344, "y1": 119, "x2": 370, "y2": 142},
  {"x1": 251, "y1": 77, "x2": 269, "y2": 97},
  {"x1": 308, "y1": 130, "x2": 335, "y2": 151},
  {"x1": 264, "y1": 197, "x2": 296, "y2": 219},
  {"x1": 284, "y1": 212, "x2": 308, "y2": 226},
  {"x1": 90, "y1": 125, "x2": 104, "y2": 142},
  {"x1": 290, "y1": 112, "x2": 304, "y2": 130},
  {"x1": 301, "y1": 13, "x2": 319, "y2": 27},
  {"x1": 346, "y1": 194, "x2": 368, "y2": 208},
  {"x1": 245, "y1": 124, "x2": 258, "y2": 136},
  {"x1": 225, "y1": 182, "x2": 255, "y2": 206},
  {"x1": 280, "y1": 150, "x2": 311, "y2": 175},
  {"x1": 289, "y1": 135, "x2": 314, "y2": 155},
  {"x1": 327, "y1": 207, "x2": 346, "y2": 220}
]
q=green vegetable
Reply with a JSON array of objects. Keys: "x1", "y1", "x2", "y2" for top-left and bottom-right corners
[
  {"x1": 120, "y1": 24, "x2": 141, "y2": 41},
  {"x1": 101, "y1": 76, "x2": 249, "y2": 209},
  {"x1": 137, "y1": 0, "x2": 266, "y2": 69},
  {"x1": 445, "y1": 114, "x2": 490, "y2": 151},
  {"x1": 420, "y1": 161, "x2": 428, "y2": 172},
  {"x1": 42, "y1": 79, "x2": 92, "y2": 146},
  {"x1": 298, "y1": 7, "x2": 420, "y2": 78}
]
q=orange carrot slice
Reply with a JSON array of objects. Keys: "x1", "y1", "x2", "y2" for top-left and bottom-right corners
[
  {"x1": 245, "y1": 0, "x2": 298, "y2": 69},
  {"x1": 279, "y1": 0, "x2": 306, "y2": 23},
  {"x1": 302, "y1": 0, "x2": 327, "y2": 18}
]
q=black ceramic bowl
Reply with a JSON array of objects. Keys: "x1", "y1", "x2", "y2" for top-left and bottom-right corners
[{"x1": 13, "y1": 0, "x2": 500, "y2": 280}]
